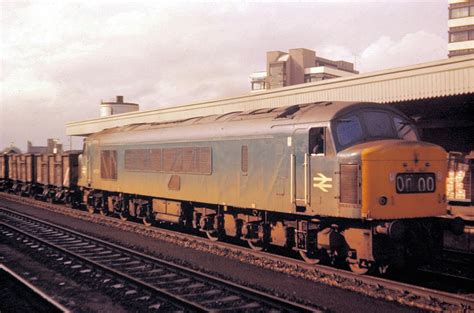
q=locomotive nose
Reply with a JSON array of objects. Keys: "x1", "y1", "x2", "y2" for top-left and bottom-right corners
[
  {"x1": 361, "y1": 140, "x2": 447, "y2": 164},
  {"x1": 360, "y1": 140, "x2": 448, "y2": 219}
]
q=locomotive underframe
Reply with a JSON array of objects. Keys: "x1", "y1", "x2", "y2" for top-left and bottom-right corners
[{"x1": 81, "y1": 187, "x2": 444, "y2": 273}]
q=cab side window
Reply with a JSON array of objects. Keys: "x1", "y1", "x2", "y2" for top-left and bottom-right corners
[{"x1": 309, "y1": 127, "x2": 325, "y2": 155}]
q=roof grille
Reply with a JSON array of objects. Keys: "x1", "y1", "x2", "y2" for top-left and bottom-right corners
[{"x1": 275, "y1": 105, "x2": 300, "y2": 119}]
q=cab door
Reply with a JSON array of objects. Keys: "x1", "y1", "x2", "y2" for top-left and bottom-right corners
[
  {"x1": 291, "y1": 128, "x2": 309, "y2": 210},
  {"x1": 309, "y1": 127, "x2": 339, "y2": 216}
]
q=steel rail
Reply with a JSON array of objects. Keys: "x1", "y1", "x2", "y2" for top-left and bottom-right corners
[
  {"x1": 1, "y1": 194, "x2": 473, "y2": 311},
  {"x1": 0, "y1": 206, "x2": 319, "y2": 312},
  {"x1": 0, "y1": 265, "x2": 70, "y2": 313}
]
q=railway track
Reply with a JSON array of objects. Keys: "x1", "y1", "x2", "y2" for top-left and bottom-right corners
[
  {"x1": 1, "y1": 194, "x2": 474, "y2": 312},
  {"x1": 0, "y1": 264, "x2": 69, "y2": 313},
  {"x1": 0, "y1": 207, "x2": 319, "y2": 312}
]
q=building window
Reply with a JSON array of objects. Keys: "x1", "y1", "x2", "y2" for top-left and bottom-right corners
[
  {"x1": 251, "y1": 80, "x2": 266, "y2": 90},
  {"x1": 304, "y1": 74, "x2": 321, "y2": 83},
  {"x1": 450, "y1": 31, "x2": 469, "y2": 42},
  {"x1": 450, "y1": 7, "x2": 470, "y2": 19}
]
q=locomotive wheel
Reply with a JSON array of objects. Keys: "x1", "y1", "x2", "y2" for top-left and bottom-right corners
[
  {"x1": 349, "y1": 262, "x2": 369, "y2": 275},
  {"x1": 205, "y1": 230, "x2": 220, "y2": 242},
  {"x1": 87, "y1": 206, "x2": 95, "y2": 214},
  {"x1": 99, "y1": 209, "x2": 108, "y2": 216},
  {"x1": 246, "y1": 239, "x2": 264, "y2": 251},
  {"x1": 118, "y1": 212, "x2": 128, "y2": 221},
  {"x1": 142, "y1": 217, "x2": 153, "y2": 227},
  {"x1": 299, "y1": 250, "x2": 320, "y2": 265},
  {"x1": 378, "y1": 264, "x2": 390, "y2": 275}
]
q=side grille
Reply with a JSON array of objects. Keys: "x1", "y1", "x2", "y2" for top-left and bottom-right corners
[{"x1": 340, "y1": 164, "x2": 359, "y2": 204}]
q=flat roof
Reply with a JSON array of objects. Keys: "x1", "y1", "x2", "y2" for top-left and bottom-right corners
[{"x1": 67, "y1": 55, "x2": 474, "y2": 136}]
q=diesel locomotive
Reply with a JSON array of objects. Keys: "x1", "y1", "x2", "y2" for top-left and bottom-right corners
[{"x1": 0, "y1": 101, "x2": 460, "y2": 274}]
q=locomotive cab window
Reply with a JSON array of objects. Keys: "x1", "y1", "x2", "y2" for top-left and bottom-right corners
[
  {"x1": 393, "y1": 117, "x2": 418, "y2": 141},
  {"x1": 334, "y1": 110, "x2": 419, "y2": 150},
  {"x1": 362, "y1": 111, "x2": 395, "y2": 138},
  {"x1": 309, "y1": 128, "x2": 326, "y2": 155},
  {"x1": 336, "y1": 115, "x2": 363, "y2": 147}
]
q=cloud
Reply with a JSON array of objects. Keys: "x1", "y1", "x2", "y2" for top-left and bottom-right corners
[
  {"x1": 319, "y1": 31, "x2": 446, "y2": 73},
  {"x1": 357, "y1": 31, "x2": 446, "y2": 72},
  {"x1": 2, "y1": 68, "x2": 57, "y2": 103},
  {"x1": 0, "y1": 1, "x2": 448, "y2": 151}
]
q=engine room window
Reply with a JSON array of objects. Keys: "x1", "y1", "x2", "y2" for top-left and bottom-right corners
[
  {"x1": 100, "y1": 150, "x2": 117, "y2": 180},
  {"x1": 183, "y1": 147, "x2": 212, "y2": 174},
  {"x1": 125, "y1": 147, "x2": 211, "y2": 174},
  {"x1": 125, "y1": 149, "x2": 163, "y2": 171},
  {"x1": 150, "y1": 149, "x2": 163, "y2": 171},
  {"x1": 125, "y1": 149, "x2": 148, "y2": 171},
  {"x1": 163, "y1": 148, "x2": 184, "y2": 173},
  {"x1": 336, "y1": 115, "x2": 363, "y2": 147},
  {"x1": 309, "y1": 128, "x2": 325, "y2": 155},
  {"x1": 198, "y1": 147, "x2": 212, "y2": 174},
  {"x1": 362, "y1": 111, "x2": 395, "y2": 138},
  {"x1": 393, "y1": 117, "x2": 417, "y2": 141}
]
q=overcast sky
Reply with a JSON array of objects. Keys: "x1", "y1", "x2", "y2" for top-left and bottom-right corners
[{"x1": 1, "y1": 0, "x2": 448, "y2": 151}]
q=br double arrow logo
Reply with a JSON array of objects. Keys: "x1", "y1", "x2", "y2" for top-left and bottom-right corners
[{"x1": 313, "y1": 173, "x2": 333, "y2": 192}]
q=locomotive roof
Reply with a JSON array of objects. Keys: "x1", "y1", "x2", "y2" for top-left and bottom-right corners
[{"x1": 90, "y1": 101, "x2": 406, "y2": 144}]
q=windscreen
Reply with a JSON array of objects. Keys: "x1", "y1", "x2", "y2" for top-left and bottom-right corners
[
  {"x1": 336, "y1": 115, "x2": 363, "y2": 147},
  {"x1": 334, "y1": 110, "x2": 418, "y2": 149},
  {"x1": 393, "y1": 116, "x2": 417, "y2": 141}
]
